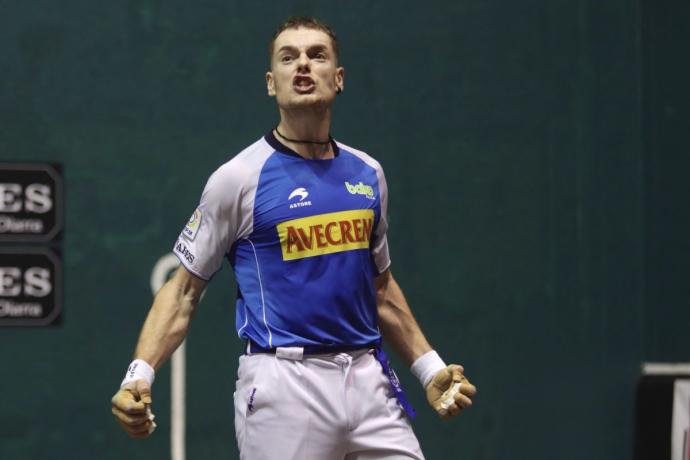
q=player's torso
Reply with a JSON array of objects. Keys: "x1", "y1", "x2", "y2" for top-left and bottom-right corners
[{"x1": 231, "y1": 136, "x2": 384, "y2": 348}]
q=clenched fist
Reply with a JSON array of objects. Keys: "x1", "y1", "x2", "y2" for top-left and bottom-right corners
[
  {"x1": 426, "y1": 364, "x2": 476, "y2": 420},
  {"x1": 111, "y1": 379, "x2": 157, "y2": 438}
]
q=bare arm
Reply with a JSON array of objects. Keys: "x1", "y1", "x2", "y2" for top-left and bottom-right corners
[
  {"x1": 111, "y1": 265, "x2": 206, "y2": 438},
  {"x1": 132, "y1": 265, "x2": 207, "y2": 369},
  {"x1": 375, "y1": 269, "x2": 432, "y2": 366},
  {"x1": 375, "y1": 268, "x2": 477, "y2": 419}
]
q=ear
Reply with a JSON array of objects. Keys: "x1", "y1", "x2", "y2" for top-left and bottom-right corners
[
  {"x1": 335, "y1": 66, "x2": 345, "y2": 94},
  {"x1": 266, "y1": 71, "x2": 276, "y2": 97}
]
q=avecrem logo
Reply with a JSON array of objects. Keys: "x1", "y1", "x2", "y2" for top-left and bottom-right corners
[
  {"x1": 344, "y1": 181, "x2": 374, "y2": 199},
  {"x1": 276, "y1": 209, "x2": 374, "y2": 261}
]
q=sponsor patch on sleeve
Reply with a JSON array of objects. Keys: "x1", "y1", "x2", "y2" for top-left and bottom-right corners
[
  {"x1": 182, "y1": 208, "x2": 201, "y2": 241},
  {"x1": 175, "y1": 240, "x2": 195, "y2": 264}
]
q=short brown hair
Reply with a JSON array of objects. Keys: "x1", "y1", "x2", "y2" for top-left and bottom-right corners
[{"x1": 269, "y1": 16, "x2": 339, "y2": 62}]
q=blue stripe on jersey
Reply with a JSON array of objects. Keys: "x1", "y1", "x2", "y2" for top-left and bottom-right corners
[{"x1": 230, "y1": 135, "x2": 383, "y2": 348}]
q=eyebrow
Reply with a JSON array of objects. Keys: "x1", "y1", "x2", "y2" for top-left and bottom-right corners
[{"x1": 276, "y1": 44, "x2": 329, "y2": 55}]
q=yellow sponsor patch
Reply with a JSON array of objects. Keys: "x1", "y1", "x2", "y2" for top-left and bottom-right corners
[
  {"x1": 183, "y1": 208, "x2": 201, "y2": 241},
  {"x1": 277, "y1": 209, "x2": 374, "y2": 260}
]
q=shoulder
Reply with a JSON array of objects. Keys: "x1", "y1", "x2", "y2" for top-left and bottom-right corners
[
  {"x1": 199, "y1": 137, "x2": 275, "y2": 207},
  {"x1": 336, "y1": 140, "x2": 385, "y2": 173},
  {"x1": 336, "y1": 141, "x2": 387, "y2": 187},
  {"x1": 210, "y1": 137, "x2": 275, "y2": 185}
]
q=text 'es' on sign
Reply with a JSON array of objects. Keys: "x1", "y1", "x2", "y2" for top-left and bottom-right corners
[
  {"x1": 0, "y1": 163, "x2": 63, "y2": 242},
  {"x1": 0, "y1": 247, "x2": 62, "y2": 326}
]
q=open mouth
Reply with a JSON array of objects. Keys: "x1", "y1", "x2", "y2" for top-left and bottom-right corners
[{"x1": 293, "y1": 75, "x2": 316, "y2": 93}]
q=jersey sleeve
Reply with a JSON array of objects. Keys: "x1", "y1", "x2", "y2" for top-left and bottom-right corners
[
  {"x1": 372, "y1": 164, "x2": 391, "y2": 274},
  {"x1": 173, "y1": 164, "x2": 251, "y2": 280}
]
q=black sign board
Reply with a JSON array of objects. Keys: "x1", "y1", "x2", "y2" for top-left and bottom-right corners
[
  {"x1": 0, "y1": 163, "x2": 63, "y2": 242},
  {"x1": 0, "y1": 247, "x2": 62, "y2": 326}
]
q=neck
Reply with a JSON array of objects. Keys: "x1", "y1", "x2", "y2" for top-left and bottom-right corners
[{"x1": 276, "y1": 107, "x2": 334, "y2": 160}]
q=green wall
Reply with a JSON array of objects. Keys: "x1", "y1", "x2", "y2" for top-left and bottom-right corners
[
  {"x1": 0, "y1": 1, "x2": 685, "y2": 459},
  {"x1": 641, "y1": 0, "x2": 690, "y2": 364}
]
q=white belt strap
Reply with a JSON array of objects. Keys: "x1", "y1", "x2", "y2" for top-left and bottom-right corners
[{"x1": 276, "y1": 347, "x2": 304, "y2": 360}]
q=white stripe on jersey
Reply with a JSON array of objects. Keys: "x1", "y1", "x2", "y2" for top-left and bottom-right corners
[{"x1": 245, "y1": 237, "x2": 273, "y2": 348}]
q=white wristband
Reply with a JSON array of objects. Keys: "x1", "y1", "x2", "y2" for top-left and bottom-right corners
[
  {"x1": 410, "y1": 350, "x2": 447, "y2": 389},
  {"x1": 121, "y1": 359, "x2": 155, "y2": 388}
]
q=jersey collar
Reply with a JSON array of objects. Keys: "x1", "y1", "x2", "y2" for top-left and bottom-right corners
[{"x1": 265, "y1": 130, "x2": 340, "y2": 159}]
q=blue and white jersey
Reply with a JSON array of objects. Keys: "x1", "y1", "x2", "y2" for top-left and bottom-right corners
[{"x1": 173, "y1": 132, "x2": 391, "y2": 348}]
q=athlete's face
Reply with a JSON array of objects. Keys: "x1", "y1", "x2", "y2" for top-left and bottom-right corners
[{"x1": 266, "y1": 27, "x2": 344, "y2": 110}]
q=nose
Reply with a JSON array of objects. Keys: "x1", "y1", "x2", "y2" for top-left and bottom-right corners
[{"x1": 297, "y1": 52, "x2": 310, "y2": 70}]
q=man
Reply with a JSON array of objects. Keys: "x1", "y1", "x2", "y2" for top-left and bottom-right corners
[{"x1": 111, "y1": 17, "x2": 476, "y2": 459}]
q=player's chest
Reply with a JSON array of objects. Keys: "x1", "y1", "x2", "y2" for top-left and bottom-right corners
[{"x1": 251, "y1": 161, "x2": 380, "y2": 234}]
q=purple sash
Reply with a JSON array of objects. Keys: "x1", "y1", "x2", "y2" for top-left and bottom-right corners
[{"x1": 374, "y1": 345, "x2": 417, "y2": 419}]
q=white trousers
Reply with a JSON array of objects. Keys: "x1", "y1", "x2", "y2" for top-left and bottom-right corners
[{"x1": 233, "y1": 349, "x2": 425, "y2": 460}]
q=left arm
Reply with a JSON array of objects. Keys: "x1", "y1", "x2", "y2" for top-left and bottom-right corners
[
  {"x1": 375, "y1": 269, "x2": 477, "y2": 419},
  {"x1": 375, "y1": 269, "x2": 432, "y2": 365}
]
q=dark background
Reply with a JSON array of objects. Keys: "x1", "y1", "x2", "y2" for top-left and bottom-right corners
[{"x1": 1, "y1": 1, "x2": 688, "y2": 459}]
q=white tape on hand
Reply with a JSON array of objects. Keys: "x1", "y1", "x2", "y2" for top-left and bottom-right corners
[
  {"x1": 439, "y1": 382, "x2": 462, "y2": 415},
  {"x1": 146, "y1": 406, "x2": 157, "y2": 434}
]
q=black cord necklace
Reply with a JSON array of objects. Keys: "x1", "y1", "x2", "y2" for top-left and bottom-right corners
[{"x1": 275, "y1": 126, "x2": 332, "y2": 145}]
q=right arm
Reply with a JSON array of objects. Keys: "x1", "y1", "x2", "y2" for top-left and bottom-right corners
[
  {"x1": 112, "y1": 158, "x2": 246, "y2": 437},
  {"x1": 111, "y1": 266, "x2": 207, "y2": 438},
  {"x1": 132, "y1": 266, "x2": 207, "y2": 370}
]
